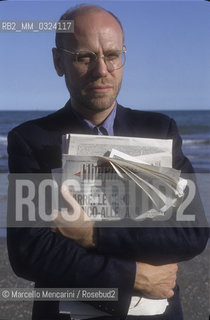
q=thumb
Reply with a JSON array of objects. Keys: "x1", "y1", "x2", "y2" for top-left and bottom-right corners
[{"x1": 61, "y1": 183, "x2": 81, "y2": 212}]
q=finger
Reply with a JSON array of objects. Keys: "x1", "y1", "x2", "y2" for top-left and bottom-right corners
[
  {"x1": 61, "y1": 183, "x2": 93, "y2": 222},
  {"x1": 167, "y1": 289, "x2": 174, "y2": 298},
  {"x1": 52, "y1": 209, "x2": 74, "y2": 226},
  {"x1": 61, "y1": 183, "x2": 83, "y2": 213},
  {"x1": 171, "y1": 279, "x2": 176, "y2": 289},
  {"x1": 170, "y1": 263, "x2": 178, "y2": 273}
]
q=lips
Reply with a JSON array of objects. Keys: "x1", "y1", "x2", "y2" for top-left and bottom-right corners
[
  {"x1": 91, "y1": 86, "x2": 112, "y2": 89},
  {"x1": 88, "y1": 85, "x2": 113, "y2": 93}
]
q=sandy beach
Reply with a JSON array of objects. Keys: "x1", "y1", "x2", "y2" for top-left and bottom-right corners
[{"x1": 0, "y1": 238, "x2": 209, "y2": 320}]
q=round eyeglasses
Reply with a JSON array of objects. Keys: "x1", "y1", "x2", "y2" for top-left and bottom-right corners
[{"x1": 58, "y1": 46, "x2": 126, "y2": 72}]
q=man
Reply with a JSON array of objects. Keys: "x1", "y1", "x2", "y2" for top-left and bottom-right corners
[{"x1": 7, "y1": 4, "x2": 208, "y2": 320}]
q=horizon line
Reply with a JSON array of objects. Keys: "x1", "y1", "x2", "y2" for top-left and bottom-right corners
[{"x1": 0, "y1": 108, "x2": 209, "y2": 112}]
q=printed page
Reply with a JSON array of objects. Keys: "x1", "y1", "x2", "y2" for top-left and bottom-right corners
[{"x1": 66, "y1": 134, "x2": 173, "y2": 167}]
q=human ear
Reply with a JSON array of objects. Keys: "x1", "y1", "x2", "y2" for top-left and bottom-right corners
[{"x1": 52, "y1": 48, "x2": 64, "y2": 77}]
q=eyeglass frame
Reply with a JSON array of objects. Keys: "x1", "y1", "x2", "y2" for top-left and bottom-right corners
[{"x1": 57, "y1": 45, "x2": 127, "y2": 71}]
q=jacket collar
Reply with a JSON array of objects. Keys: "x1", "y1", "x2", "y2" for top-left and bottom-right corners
[{"x1": 59, "y1": 100, "x2": 129, "y2": 136}]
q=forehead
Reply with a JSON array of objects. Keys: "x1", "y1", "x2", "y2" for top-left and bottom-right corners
[{"x1": 62, "y1": 10, "x2": 124, "y2": 51}]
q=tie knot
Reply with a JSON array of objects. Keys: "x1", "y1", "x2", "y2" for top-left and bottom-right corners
[{"x1": 93, "y1": 126, "x2": 108, "y2": 135}]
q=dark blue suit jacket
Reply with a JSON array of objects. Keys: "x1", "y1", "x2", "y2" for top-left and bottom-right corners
[{"x1": 7, "y1": 102, "x2": 209, "y2": 319}]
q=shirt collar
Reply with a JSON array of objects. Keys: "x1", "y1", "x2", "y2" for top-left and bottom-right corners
[{"x1": 70, "y1": 101, "x2": 117, "y2": 136}]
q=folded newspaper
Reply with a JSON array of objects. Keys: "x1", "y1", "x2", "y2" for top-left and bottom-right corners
[{"x1": 61, "y1": 134, "x2": 187, "y2": 221}]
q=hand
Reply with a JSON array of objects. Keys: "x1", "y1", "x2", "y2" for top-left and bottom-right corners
[
  {"x1": 134, "y1": 262, "x2": 178, "y2": 299},
  {"x1": 51, "y1": 183, "x2": 95, "y2": 248}
]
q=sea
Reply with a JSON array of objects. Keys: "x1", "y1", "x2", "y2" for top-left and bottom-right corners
[{"x1": 0, "y1": 110, "x2": 209, "y2": 236}]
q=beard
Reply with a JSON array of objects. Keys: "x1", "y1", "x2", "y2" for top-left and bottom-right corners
[{"x1": 68, "y1": 79, "x2": 122, "y2": 113}]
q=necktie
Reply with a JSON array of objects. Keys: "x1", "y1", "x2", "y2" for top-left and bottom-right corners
[{"x1": 93, "y1": 126, "x2": 108, "y2": 135}]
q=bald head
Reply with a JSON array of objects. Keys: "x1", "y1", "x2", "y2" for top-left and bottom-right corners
[{"x1": 55, "y1": 5, "x2": 124, "y2": 49}]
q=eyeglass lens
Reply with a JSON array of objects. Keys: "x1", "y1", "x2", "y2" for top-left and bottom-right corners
[{"x1": 76, "y1": 51, "x2": 125, "y2": 71}]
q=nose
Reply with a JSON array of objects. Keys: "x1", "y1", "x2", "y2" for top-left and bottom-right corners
[{"x1": 92, "y1": 56, "x2": 109, "y2": 78}]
